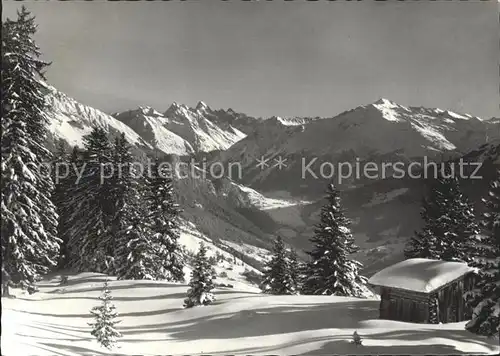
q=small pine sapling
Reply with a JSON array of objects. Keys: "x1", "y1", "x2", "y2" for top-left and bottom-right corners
[
  {"x1": 88, "y1": 279, "x2": 122, "y2": 350},
  {"x1": 184, "y1": 243, "x2": 216, "y2": 308},
  {"x1": 351, "y1": 331, "x2": 363, "y2": 345}
]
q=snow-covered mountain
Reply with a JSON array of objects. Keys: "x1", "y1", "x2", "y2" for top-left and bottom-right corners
[
  {"x1": 214, "y1": 98, "x2": 497, "y2": 197},
  {"x1": 40, "y1": 86, "x2": 500, "y2": 275},
  {"x1": 113, "y1": 101, "x2": 252, "y2": 155},
  {"x1": 43, "y1": 84, "x2": 249, "y2": 155},
  {"x1": 159, "y1": 101, "x2": 247, "y2": 153},
  {"x1": 112, "y1": 106, "x2": 195, "y2": 156},
  {"x1": 203, "y1": 99, "x2": 499, "y2": 274},
  {"x1": 43, "y1": 84, "x2": 151, "y2": 150}
]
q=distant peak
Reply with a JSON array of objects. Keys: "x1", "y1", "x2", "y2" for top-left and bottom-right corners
[
  {"x1": 373, "y1": 98, "x2": 398, "y2": 107},
  {"x1": 165, "y1": 101, "x2": 188, "y2": 116},
  {"x1": 138, "y1": 106, "x2": 162, "y2": 117},
  {"x1": 371, "y1": 98, "x2": 405, "y2": 122},
  {"x1": 195, "y1": 100, "x2": 210, "y2": 111}
]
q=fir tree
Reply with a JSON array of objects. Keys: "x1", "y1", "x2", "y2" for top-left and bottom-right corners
[
  {"x1": 57, "y1": 145, "x2": 80, "y2": 267},
  {"x1": 71, "y1": 145, "x2": 80, "y2": 161},
  {"x1": 76, "y1": 127, "x2": 114, "y2": 272},
  {"x1": 260, "y1": 236, "x2": 295, "y2": 295},
  {"x1": 184, "y1": 243, "x2": 215, "y2": 308},
  {"x1": 1, "y1": 7, "x2": 61, "y2": 289},
  {"x1": 405, "y1": 164, "x2": 480, "y2": 262},
  {"x1": 146, "y1": 158, "x2": 184, "y2": 281},
  {"x1": 465, "y1": 173, "x2": 500, "y2": 337},
  {"x1": 113, "y1": 181, "x2": 156, "y2": 280},
  {"x1": 52, "y1": 139, "x2": 69, "y2": 268},
  {"x1": 288, "y1": 248, "x2": 302, "y2": 293},
  {"x1": 351, "y1": 331, "x2": 363, "y2": 346},
  {"x1": 57, "y1": 145, "x2": 89, "y2": 268},
  {"x1": 88, "y1": 279, "x2": 122, "y2": 350},
  {"x1": 404, "y1": 197, "x2": 439, "y2": 260},
  {"x1": 302, "y1": 184, "x2": 367, "y2": 297},
  {"x1": 55, "y1": 139, "x2": 66, "y2": 159},
  {"x1": 112, "y1": 134, "x2": 154, "y2": 279},
  {"x1": 106, "y1": 134, "x2": 136, "y2": 254}
]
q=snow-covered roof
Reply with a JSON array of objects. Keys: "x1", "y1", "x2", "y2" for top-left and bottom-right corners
[{"x1": 368, "y1": 258, "x2": 475, "y2": 294}]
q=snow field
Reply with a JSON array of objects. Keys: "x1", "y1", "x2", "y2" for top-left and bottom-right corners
[{"x1": 2, "y1": 273, "x2": 498, "y2": 356}]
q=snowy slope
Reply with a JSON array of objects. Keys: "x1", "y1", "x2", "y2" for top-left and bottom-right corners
[
  {"x1": 178, "y1": 218, "x2": 264, "y2": 292},
  {"x1": 207, "y1": 107, "x2": 264, "y2": 136},
  {"x1": 267, "y1": 115, "x2": 319, "y2": 127},
  {"x1": 2, "y1": 274, "x2": 498, "y2": 356},
  {"x1": 113, "y1": 107, "x2": 195, "y2": 156},
  {"x1": 43, "y1": 84, "x2": 250, "y2": 155},
  {"x1": 161, "y1": 101, "x2": 247, "y2": 153},
  {"x1": 166, "y1": 159, "x2": 278, "y2": 271},
  {"x1": 114, "y1": 102, "x2": 248, "y2": 155},
  {"x1": 42, "y1": 84, "x2": 150, "y2": 149},
  {"x1": 222, "y1": 181, "x2": 312, "y2": 211}
]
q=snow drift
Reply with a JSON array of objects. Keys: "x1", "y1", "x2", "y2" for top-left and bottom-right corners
[
  {"x1": 2, "y1": 273, "x2": 498, "y2": 355},
  {"x1": 368, "y1": 258, "x2": 476, "y2": 293}
]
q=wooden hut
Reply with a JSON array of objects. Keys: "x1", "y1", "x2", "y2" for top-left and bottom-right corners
[{"x1": 368, "y1": 258, "x2": 476, "y2": 324}]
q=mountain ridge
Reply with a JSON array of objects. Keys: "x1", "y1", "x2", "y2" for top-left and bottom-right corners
[{"x1": 40, "y1": 84, "x2": 499, "y2": 275}]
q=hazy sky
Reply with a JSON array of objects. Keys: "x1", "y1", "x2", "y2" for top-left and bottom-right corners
[{"x1": 3, "y1": 0, "x2": 499, "y2": 119}]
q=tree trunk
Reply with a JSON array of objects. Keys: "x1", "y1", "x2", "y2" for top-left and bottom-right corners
[{"x1": 1, "y1": 282, "x2": 11, "y2": 297}]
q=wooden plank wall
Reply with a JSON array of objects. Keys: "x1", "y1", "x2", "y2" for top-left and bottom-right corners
[
  {"x1": 378, "y1": 272, "x2": 476, "y2": 324},
  {"x1": 380, "y1": 287, "x2": 430, "y2": 323}
]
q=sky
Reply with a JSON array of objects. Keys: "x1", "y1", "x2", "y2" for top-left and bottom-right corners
[{"x1": 3, "y1": 0, "x2": 499, "y2": 119}]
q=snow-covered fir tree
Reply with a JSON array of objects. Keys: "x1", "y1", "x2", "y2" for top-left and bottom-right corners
[
  {"x1": 112, "y1": 134, "x2": 155, "y2": 279},
  {"x1": 1, "y1": 7, "x2": 61, "y2": 290},
  {"x1": 260, "y1": 236, "x2": 295, "y2": 295},
  {"x1": 351, "y1": 331, "x2": 363, "y2": 345},
  {"x1": 465, "y1": 173, "x2": 500, "y2": 337},
  {"x1": 113, "y1": 200, "x2": 156, "y2": 280},
  {"x1": 76, "y1": 127, "x2": 114, "y2": 272},
  {"x1": 88, "y1": 279, "x2": 122, "y2": 350},
  {"x1": 56, "y1": 145, "x2": 80, "y2": 267},
  {"x1": 184, "y1": 243, "x2": 215, "y2": 308},
  {"x1": 404, "y1": 191, "x2": 441, "y2": 260},
  {"x1": 52, "y1": 139, "x2": 69, "y2": 268},
  {"x1": 106, "y1": 134, "x2": 137, "y2": 253},
  {"x1": 57, "y1": 145, "x2": 88, "y2": 268},
  {"x1": 146, "y1": 158, "x2": 184, "y2": 281},
  {"x1": 302, "y1": 184, "x2": 367, "y2": 297},
  {"x1": 288, "y1": 248, "x2": 302, "y2": 293},
  {"x1": 405, "y1": 164, "x2": 480, "y2": 262},
  {"x1": 436, "y1": 164, "x2": 481, "y2": 262}
]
